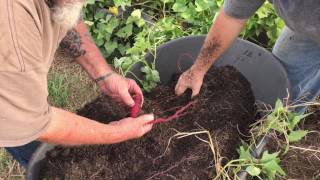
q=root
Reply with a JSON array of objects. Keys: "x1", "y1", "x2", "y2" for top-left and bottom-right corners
[
  {"x1": 156, "y1": 128, "x2": 224, "y2": 179},
  {"x1": 146, "y1": 155, "x2": 201, "y2": 180}
]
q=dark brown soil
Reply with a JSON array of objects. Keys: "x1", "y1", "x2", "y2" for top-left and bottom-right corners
[
  {"x1": 262, "y1": 106, "x2": 320, "y2": 180},
  {"x1": 280, "y1": 109, "x2": 320, "y2": 179},
  {"x1": 39, "y1": 66, "x2": 255, "y2": 180}
]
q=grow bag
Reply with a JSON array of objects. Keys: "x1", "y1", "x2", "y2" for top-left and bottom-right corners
[{"x1": 26, "y1": 36, "x2": 290, "y2": 180}]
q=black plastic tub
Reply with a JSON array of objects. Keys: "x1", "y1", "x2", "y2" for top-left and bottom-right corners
[{"x1": 26, "y1": 36, "x2": 290, "y2": 180}]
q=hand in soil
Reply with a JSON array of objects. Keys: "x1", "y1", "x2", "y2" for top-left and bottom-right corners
[
  {"x1": 108, "y1": 114, "x2": 154, "y2": 141},
  {"x1": 175, "y1": 67, "x2": 205, "y2": 97},
  {"x1": 98, "y1": 73, "x2": 144, "y2": 107}
]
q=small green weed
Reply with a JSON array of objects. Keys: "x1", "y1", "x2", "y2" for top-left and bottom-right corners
[
  {"x1": 215, "y1": 143, "x2": 285, "y2": 180},
  {"x1": 252, "y1": 100, "x2": 310, "y2": 153},
  {"x1": 48, "y1": 73, "x2": 69, "y2": 108},
  {"x1": 214, "y1": 99, "x2": 313, "y2": 179},
  {"x1": 0, "y1": 149, "x2": 11, "y2": 175},
  {"x1": 0, "y1": 148, "x2": 24, "y2": 180}
]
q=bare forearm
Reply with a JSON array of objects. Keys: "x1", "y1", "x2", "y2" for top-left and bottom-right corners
[
  {"x1": 192, "y1": 9, "x2": 247, "y2": 74},
  {"x1": 60, "y1": 21, "x2": 114, "y2": 80},
  {"x1": 38, "y1": 107, "x2": 124, "y2": 145}
]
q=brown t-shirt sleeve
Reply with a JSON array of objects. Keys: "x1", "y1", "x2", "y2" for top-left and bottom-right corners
[{"x1": 0, "y1": 0, "x2": 57, "y2": 147}]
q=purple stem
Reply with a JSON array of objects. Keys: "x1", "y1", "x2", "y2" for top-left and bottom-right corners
[{"x1": 148, "y1": 101, "x2": 196, "y2": 124}]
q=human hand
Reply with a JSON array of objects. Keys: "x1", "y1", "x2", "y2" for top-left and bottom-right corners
[
  {"x1": 175, "y1": 67, "x2": 205, "y2": 97},
  {"x1": 98, "y1": 73, "x2": 144, "y2": 107},
  {"x1": 109, "y1": 114, "x2": 154, "y2": 141}
]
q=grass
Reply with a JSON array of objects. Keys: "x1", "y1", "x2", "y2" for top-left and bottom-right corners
[
  {"x1": 0, "y1": 50, "x2": 99, "y2": 179},
  {"x1": 47, "y1": 50, "x2": 99, "y2": 112},
  {"x1": 48, "y1": 72, "x2": 69, "y2": 108},
  {"x1": 0, "y1": 149, "x2": 24, "y2": 180}
]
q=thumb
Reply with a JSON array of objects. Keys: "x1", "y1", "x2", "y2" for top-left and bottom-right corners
[
  {"x1": 175, "y1": 81, "x2": 188, "y2": 96},
  {"x1": 136, "y1": 114, "x2": 154, "y2": 124},
  {"x1": 191, "y1": 84, "x2": 201, "y2": 97},
  {"x1": 119, "y1": 90, "x2": 135, "y2": 107},
  {"x1": 137, "y1": 114, "x2": 154, "y2": 133}
]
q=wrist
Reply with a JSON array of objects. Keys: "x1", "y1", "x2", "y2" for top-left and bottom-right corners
[
  {"x1": 191, "y1": 63, "x2": 208, "y2": 76},
  {"x1": 92, "y1": 64, "x2": 114, "y2": 80},
  {"x1": 94, "y1": 72, "x2": 114, "y2": 83}
]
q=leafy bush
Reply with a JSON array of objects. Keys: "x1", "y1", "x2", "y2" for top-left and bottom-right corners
[
  {"x1": 242, "y1": 2, "x2": 285, "y2": 48},
  {"x1": 84, "y1": 0, "x2": 284, "y2": 91}
]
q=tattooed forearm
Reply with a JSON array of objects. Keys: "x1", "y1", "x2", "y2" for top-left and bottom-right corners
[
  {"x1": 60, "y1": 29, "x2": 86, "y2": 58},
  {"x1": 197, "y1": 37, "x2": 221, "y2": 67}
]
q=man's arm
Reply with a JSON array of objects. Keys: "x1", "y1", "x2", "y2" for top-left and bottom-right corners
[
  {"x1": 192, "y1": 9, "x2": 247, "y2": 74},
  {"x1": 60, "y1": 20, "x2": 143, "y2": 107},
  {"x1": 175, "y1": 9, "x2": 247, "y2": 97},
  {"x1": 60, "y1": 21, "x2": 113, "y2": 81},
  {"x1": 37, "y1": 21, "x2": 152, "y2": 145},
  {"x1": 39, "y1": 107, "x2": 153, "y2": 145}
]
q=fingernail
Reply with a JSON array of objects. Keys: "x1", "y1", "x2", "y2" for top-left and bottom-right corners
[{"x1": 145, "y1": 114, "x2": 154, "y2": 121}]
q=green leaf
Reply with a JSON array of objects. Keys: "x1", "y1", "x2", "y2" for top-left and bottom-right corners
[
  {"x1": 259, "y1": 151, "x2": 285, "y2": 180},
  {"x1": 127, "y1": 9, "x2": 145, "y2": 27},
  {"x1": 151, "y1": 70, "x2": 160, "y2": 82},
  {"x1": 134, "y1": 18, "x2": 145, "y2": 27},
  {"x1": 104, "y1": 40, "x2": 118, "y2": 55},
  {"x1": 105, "y1": 14, "x2": 112, "y2": 22},
  {"x1": 288, "y1": 130, "x2": 308, "y2": 142},
  {"x1": 118, "y1": 43, "x2": 130, "y2": 56},
  {"x1": 85, "y1": 0, "x2": 95, "y2": 5},
  {"x1": 246, "y1": 166, "x2": 261, "y2": 176},
  {"x1": 288, "y1": 113, "x2": 310, "y2": 130},
  {"x1": 141, "y1": 66, "x2": 150, "y2": 73},
  {"x1": 131, "y1": 9, "x2": 142, "y2": 18},
  {"x1": 270, "y1": 122, "x2": 285, "y2": 133},
  {"x1": 99, "y1": 48, "x2": 108, "y2": 58},
  {"x1": 114, "y1": 0, "x2": 131, "y2": 9},
  {"x1": 258, "y1": 151, "x2": 285, "y2": 178},
  {"x1": 127, "y1": 16, "x2": 145, "y2": 28},
  {"x1": 265, "y1": 114, "x2": 283, "y2": 133},
  {"x1": 274, "y1": 99, "x2": 284, "y2": 113},
  {"x1": 105, "y1": 17, "x2": 119, "y2": 33},
  {"x1": 95, "y1": 38, "x2": 104, "y2": 46},
  {"x1": 262, "y1": 159, "x2": 286, "y2": 177},
  {"x1": 256, "y1": 7, "x2": 269, "y2": 18},
  {"x1": 260, "y1": 151, "x2": 279, "y2": 163},
  {"x1": 114, "y1": 57, "x2": 126, "y2": 69},
  {"x1": 238, "y1": 146, "x2": 252, "y2": 160},
  {"x1": 121, "y1": 58, "x2": 133, "y2": 69},
  {"x1": 94, "y1": 12, "x2": 105, "y2": 20},
  {"x1": 172, "y1": 0, "x2": 187, "y2": 12},
  {"x1": 115, "y1": 24, "x2": 133, "y2": 38},
  {"x1": 195, "y1": 0, "x2": 209, "y2": 12}
]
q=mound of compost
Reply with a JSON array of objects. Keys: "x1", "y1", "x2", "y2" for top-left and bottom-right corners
[{"x1": 39, "y1": 66, "x2": 255, "y2": 180}]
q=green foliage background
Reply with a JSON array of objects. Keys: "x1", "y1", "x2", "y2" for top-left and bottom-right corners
[{"x1": 84, "y1": 0, "x2": 284, "y2": 91}]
